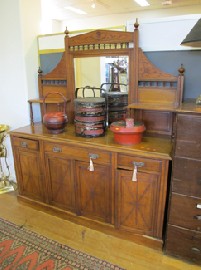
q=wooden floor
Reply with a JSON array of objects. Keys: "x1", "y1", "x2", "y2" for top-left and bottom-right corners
[{"x1": 0, "y1": 191, "x2": 199, "y2": 270}]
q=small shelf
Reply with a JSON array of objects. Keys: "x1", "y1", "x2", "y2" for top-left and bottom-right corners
[
  {"x1": 28, "y1": 98, "x2": 71, "y2": 104},
  {"x1": 128, "y1": 101, "x2": 201, "y2": 114},
  {"x1": 128, "y1": 103, "x2": 178, "y2": 112}
]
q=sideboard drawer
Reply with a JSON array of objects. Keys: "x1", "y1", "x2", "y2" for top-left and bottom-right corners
[
  {"x1": 13, "y1": 137, "x2": 39, "y2": 151},
  {"x1": 117, "y1": 153, "x2": 161, "y2": 173},
  {"x1": 43, "y1": 142, "x2": 111, "y2": 164},
  {"x1": 176, "y1": 114, "x2": 201, "y2": 142},
  {"x1": 172, "y1": 157, "x2": 201, "y2": 197},
  {"x1": 169, "y1": 193, "x2": 201, "y2": 231},
  {"x1": 175, "y1": 114, "x2": 201, "y2": 159},
  {"x1": 165, "y1": 225, "x2": 201, "y2": 264}
]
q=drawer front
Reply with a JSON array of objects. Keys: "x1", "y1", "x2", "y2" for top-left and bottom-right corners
[
  {"x1": 117, "y1": 153, "x2": 162, "y2": 173},
  {"x1": 175, "y1": 114, "x2": 201, "y2": 159},
  {"x1": 172, "y1": 157, "x2": 201, "y2": 197},
  {"x1": 44, "y1": 142, "x2": 111, "y2": 164},
  {"x1": 13, "y1": 137, "x2": 39, "y2": 151},
  {"x1": 165, "y1": 225, "x2": 201, "y2": 264},
  {"x1": 168, "y1": 193, "x2": 201, "y2": 232}
]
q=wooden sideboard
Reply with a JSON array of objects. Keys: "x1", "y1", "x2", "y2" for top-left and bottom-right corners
[
  {"x1": 10, "y1": 123, "x2": 172, "y2": 249},
  {"x1": 10, "y1": 102, "x2": 201, "y2": 263},
  {"x1": 10, "y1": 21, "x2": 201, "y2": 263}
]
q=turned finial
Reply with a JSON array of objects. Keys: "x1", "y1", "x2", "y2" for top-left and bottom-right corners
[
  {"x1": 38, "y1": 66, "x2": 43, "y2": 76},
  {"x1": 134, "y1": 18, "x2": 139, "y2": 30},
  {"x1": 178, "y1": 64, "x2": 185, "y2": 76},
  {"x1": 64, "y1": 27, "x2": 69, "y2": 36}
]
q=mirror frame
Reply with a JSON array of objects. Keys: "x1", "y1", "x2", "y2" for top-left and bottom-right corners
[
  {"x1": 37, "y1": 20, "x2": 184, "y2": 136},
  {"x1": 64, "y1": 24, "x2": 139, "y2": 122}
]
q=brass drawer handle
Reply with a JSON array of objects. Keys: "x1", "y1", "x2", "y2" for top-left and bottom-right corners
[
  {"x1": 89, "y1": 153, "x2": 99, "y2": 159},
  {"x1": 132, "y1": 162, "x2": 144, "y2": 167},
  {"x1": 21, "y1": 141, "x2": 28, "y2": 148},
  {"x1": 194, "y1": 215, "x2": 201, "y2": 220},
  {"x1": 52, "y1": 146, "x2": 62, "y2": 153},
  {"x1": 196, "y1": 203, "x2": 201, "y2": 209},
  {"x1": 191, "y1": 247, "x2": 201, "y2": 253}
]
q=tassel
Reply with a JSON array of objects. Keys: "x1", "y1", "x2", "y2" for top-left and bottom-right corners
[
  {"x1": 132, "y1": 165, "x2": 137, "y2": 181},
  {"x1": 88, "y1": 157, "x2": 94, "y2": 171}
]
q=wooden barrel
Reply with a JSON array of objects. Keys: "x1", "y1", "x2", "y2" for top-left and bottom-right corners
[{"x1": 74, "y1": 97, "x2": 106, "y2": 137}]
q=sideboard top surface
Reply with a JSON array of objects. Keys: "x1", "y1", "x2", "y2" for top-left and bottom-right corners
[{"x1": 10, "y1": 123, "x2": 172, "y2": 160}]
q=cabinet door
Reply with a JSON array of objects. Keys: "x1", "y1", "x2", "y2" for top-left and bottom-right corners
[
  {"x1": 115, "y1": 169, "x2": 159, "y2": 237},
  {"x1": 44, "y1": 154, "x2": 75, "y2": 212},
  {"x1": 13, "y1": 145, "x2": 44, "y2": 202},
  {"x1": 75, "y1": 161, "x2": 111, "y2": 223}
]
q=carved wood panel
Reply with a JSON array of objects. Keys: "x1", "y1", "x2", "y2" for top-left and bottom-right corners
[
  {"x1": 75, "y1": 160, "x2": 112, "y2": 223},
  {"x1": 15, "y1": 149, "x2": 44, "y2": 202},
  {"x1": 115, "y1": 169, "x2": 160, "y2": 237},
  {"x1": 44, "y1": 154, "x2": 75, "y2": 212}
]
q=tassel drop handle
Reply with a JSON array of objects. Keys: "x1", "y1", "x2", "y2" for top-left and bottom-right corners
[
  {"x1": 132, "y1": 162, "x2": 144, "y2": 182},
  {"x1": 88, "y1": 153, "x2": 99, "y2": 172}
]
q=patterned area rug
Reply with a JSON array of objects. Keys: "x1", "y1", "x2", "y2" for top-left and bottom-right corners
[{"x1": 0, "y1": 217, "x2": 124, "y2": 270}]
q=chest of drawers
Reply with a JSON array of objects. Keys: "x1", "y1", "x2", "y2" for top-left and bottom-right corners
[{"x1": 165, "y1": 113, "x2": 201, "y2": 264}]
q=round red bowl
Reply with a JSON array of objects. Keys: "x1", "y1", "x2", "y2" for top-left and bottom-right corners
[{"x1": 110, "y1": 121, "x2": 145, "y2": 145}]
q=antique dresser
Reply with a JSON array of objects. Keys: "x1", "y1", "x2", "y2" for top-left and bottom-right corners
[{"x1": 10, "y1": 20, "x2": 201, "y2": 264}]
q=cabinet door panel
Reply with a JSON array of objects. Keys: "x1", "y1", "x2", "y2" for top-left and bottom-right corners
[
  {"x1": 75, "y1": 161, "x2": 111, "y2": 223},
  {"x1": 17, "y1": 150, "x2": 44, "y2": 201},
  {"x1": 45, "y1": 155, "x2": 75, "y2": 211},
  {"x1": 116, "y1": 170, "x2": 159, "y2": 237}
]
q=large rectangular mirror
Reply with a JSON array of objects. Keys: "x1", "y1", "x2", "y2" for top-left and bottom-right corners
[{"x1": 74, "y1": 56, "x2": 129, "y2": 98}]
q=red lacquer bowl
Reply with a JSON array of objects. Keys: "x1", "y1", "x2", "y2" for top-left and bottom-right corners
[
  {"x1": 42, "y1": 92, "x2": 68, "y2": 134},
  {"x1": 110, "y1": 121, "x2": 145, "y2": 145},
  {"x1": 43, "y1": 112, "x2": 68, "y2": 134}
]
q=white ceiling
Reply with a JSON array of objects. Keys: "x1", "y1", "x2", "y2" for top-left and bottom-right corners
[{"x1": 43, "y1": 0, "x2": 201, "y2": 21}]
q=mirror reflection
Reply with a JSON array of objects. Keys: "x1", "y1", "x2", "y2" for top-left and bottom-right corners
[
  {"x1": 74, "y1": 56, "x2": 129, "y2": 126},
  {"x1": 74, "y1": 56, "x2": 129, "y2": 97}
]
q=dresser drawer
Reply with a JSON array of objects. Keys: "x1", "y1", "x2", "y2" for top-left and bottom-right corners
[
  {"x1": 43, "y1": 142, "x2": 111, "y2": 164},
  {"x1": 117, "y1": 153, "x2": 162, "y2": 173},
  {"x1": 13, "y1": 137, "x2": 39, "y2": 151},
  {"x1": 165, "y1": 225, "x2": 201, "y2": 264},
  {"x1": 175, "y1": 114, "x2": 201, "y2": 159},
  {"x1": 172, "y1": 157, "x2": 201, "y2": 197},
  {"x1": 168, "y1": 193, "x2": 201, "y2": 231}
]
